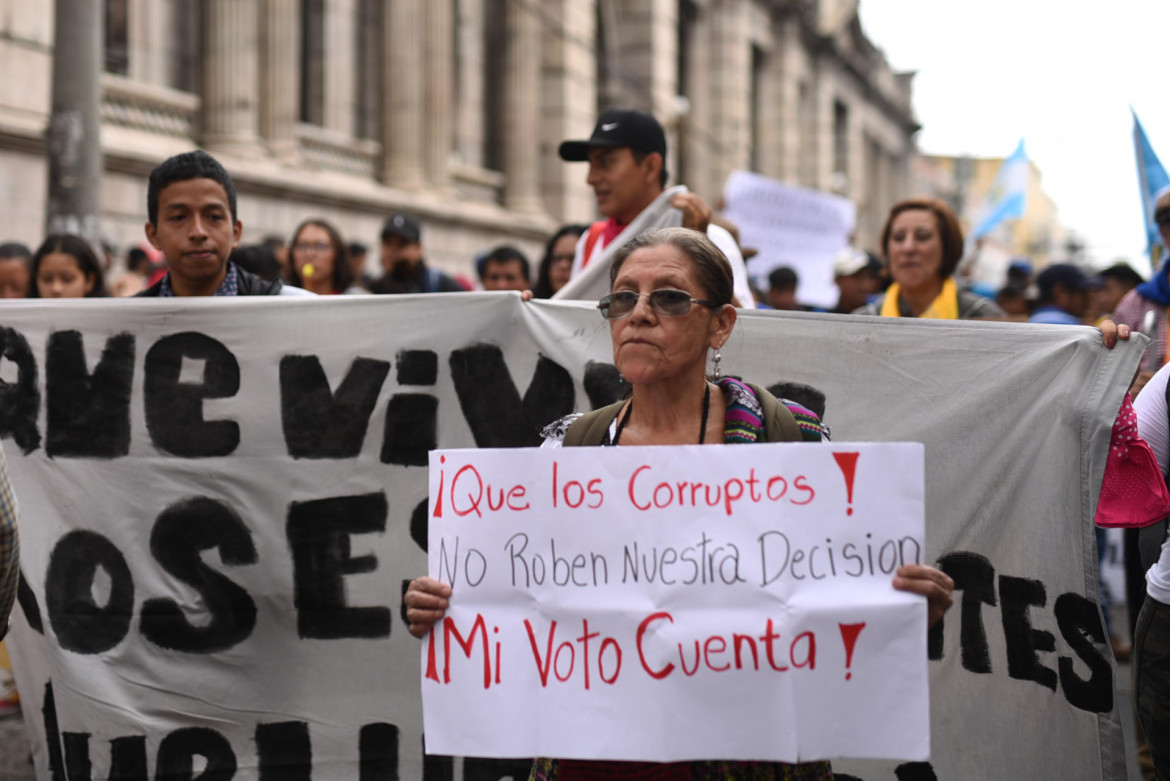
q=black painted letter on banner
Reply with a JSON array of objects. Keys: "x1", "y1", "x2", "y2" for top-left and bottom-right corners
[
  {"x1": 280, "y1": 355, "x2": 390, "y2": 458},
  {"x1": 359, "y1": 723, "x2": 399, "y2": 781},
  {"x1": 155, "y1": 727, "x2": 237, "y2": 781},
  {"x1": 287, "y1": 492, "x2": 391, "y2": 639},
  {"x1": 256, "y1": 721, "x2": 312, "y2": 781},
  {"x1": 140, "y1": 497, "x2": 258, "y2": 653},
  {"x1": 17, "y1": 569, "x2": 43, "y2": 633},
  {"x1": 937, "y1": 551, "x2": 996, "y2": 674},
  {"x1": 45, "y1": 531, "x2": 134, "y2": 654},
  {"x1": 381, "y1": 394, "x2": 437, "y2": 466},
  {"x1": 46, "y1": 331, "x2": 135, "y2": 457},
  {"x1": 0, "y1": 326, "x2": 41, "y2": 453},
  {"x1": 449, "y1": 345, "x2": 574, "y2": 448},
  {"x1": 108, "y1": 735, "x2": 149, "y2": 780},
  {"x1": 1054, "y1": 592, "x2": 1112, "y2": 713},
  {"x1": 144, "y1": 332, "x2": 240, "y2": 457},
  {"x1": 999, "y1": 574, "x2": 1057, "y2": 691}
]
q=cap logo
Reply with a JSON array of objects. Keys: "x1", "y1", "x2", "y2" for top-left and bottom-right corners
[
  {"x1": 601, "y1": 122, "x2": 619, "y2": 131},
  {"x1": 394, "y1": 216, "x2": 404, "y2": 226}
]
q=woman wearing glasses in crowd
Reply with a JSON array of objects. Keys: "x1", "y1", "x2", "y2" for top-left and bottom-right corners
[
  {"x1": 532, "y1": 224, "x2": 588, "y2": 299},
  {"x1": 405, "y1": 227, "x2": 954, "y2": 780},
  {"x1": 287, "y1": 218, "x2": 359, "y2": 296}
]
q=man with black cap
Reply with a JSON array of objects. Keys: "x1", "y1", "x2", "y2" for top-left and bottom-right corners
[
  {"x1": 371, "y1": 212, "x2": 463, "y2": 294},
  {"x1": 553, "y1": 108, "x2": 755, "y2": 306},
  {"x1": 1028, "y1": 263, "x2": 1096, "y2": 324}
]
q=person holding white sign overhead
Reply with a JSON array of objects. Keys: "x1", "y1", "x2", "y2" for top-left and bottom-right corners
[{"x1": 406, "y1": 228, "x2": 954, "y2": 780}]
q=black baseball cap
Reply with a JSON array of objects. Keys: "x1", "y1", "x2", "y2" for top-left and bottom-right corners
[
  {"x1": 558, "y1": 109, "x2": 667, "y2": 162},
  {"x1": 381, "y1": 213, "x2": 421, "y2": 244},
  {"x1": 1036, "y1": 263, "x2": 1101, "y2": 298}
]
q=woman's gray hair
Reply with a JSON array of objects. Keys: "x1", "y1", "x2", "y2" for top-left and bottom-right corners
[{"x1": 609, "y1": 228, "x2": 734, "y2": 306}]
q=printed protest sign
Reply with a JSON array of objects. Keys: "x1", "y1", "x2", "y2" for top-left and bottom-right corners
[{"x1": 423, "y1": 443, "x2": 927, "y2": 762}]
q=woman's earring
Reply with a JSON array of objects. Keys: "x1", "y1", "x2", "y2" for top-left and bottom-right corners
[{"x1": 712, "y1": 347, "x2": 722, "y2": 381}]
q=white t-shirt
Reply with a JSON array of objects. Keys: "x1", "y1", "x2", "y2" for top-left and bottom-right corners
[{"x1": 1132, "y1": 363, "x2": 1170, "y2": 605}]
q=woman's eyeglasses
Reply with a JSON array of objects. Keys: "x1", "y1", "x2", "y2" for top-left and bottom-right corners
[
  {"x1": 598, "y1": 289, "x2": 716, "y2": 319},
  {"x1": 293, "y1": 241, "x2": 331, "y2": 254}
]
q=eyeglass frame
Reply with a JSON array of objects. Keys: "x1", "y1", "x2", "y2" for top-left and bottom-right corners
[
  {"x1": 292, "y1": 241, "x2": 333, "y2": 254},
  {"x1": 597, "y1": 288, "x2": 720, "y2": 320}
]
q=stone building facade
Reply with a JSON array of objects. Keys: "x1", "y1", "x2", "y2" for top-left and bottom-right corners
[{"x1": 0, "y1": 0, "x2": 917, "y2": 276}]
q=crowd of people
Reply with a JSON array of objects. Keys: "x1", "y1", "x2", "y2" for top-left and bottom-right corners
[{"x1": 0, "y1": 106, "x2": 1168, "y2": 780}]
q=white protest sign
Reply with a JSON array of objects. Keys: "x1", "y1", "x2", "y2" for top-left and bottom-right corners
[
  {"x1": 722, "y1": 171, "x2": 856, "y2": 309},
  {"x1": 422, "y1": 443, "x2": 927, "y2": 763}
]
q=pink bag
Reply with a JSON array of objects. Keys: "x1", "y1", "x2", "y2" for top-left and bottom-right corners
[{"x1": 1095, "y1": 393, "x2": 1170, "y2": 528}]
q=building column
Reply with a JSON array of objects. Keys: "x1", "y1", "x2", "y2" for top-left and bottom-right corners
[
  {"x1": 425, "y1": 0, "x2": 454, "y2": 190},
  {"x1": 202, "y1": 0, "x2": 263, "y2": 155},
  {"x1": 383, "y1": 0, "x2": 425, "y2": 188},
  {"x1": 503, "y1": 0, "x2": 542, "y2": 214},
  {"x1": 259, "y1": 0, "x2": 299, "y2": 161},
  {"x1": 325, "y1": 0, "x2": 356, "y2": 136}
]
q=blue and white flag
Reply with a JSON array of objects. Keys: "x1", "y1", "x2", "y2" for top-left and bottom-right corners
[
  {"x1": 1132, "y1": 109, "x2": 1170, "y2": 262},
  {"x1": 970, "y1": 140, "x2": 1028, "y2": 240}
]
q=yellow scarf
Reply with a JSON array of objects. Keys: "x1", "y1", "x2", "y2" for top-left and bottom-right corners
[{"x1": 879, "y1": 277, "x2": 960, "y2": 319}]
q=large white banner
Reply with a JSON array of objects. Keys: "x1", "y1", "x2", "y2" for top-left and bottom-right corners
[
  {"x1": 423, "y1": 443, "x2": 927, "y2": 763},
  {"x1": 0, "y1": 295, "x2": 1138, "y2": 780},
  {"x1": 723, "y1": 171, "x2": 856, "y2": 309}
]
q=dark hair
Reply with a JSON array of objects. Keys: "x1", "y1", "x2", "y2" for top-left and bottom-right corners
[
  {"x1": 768, "y1": 266, "x2": 799, "y2": 290},
  {"x1": 0, "y1": 242, "x2": 32, "y2": 262},
  {"x1": 880, "y1": 198, "x2": 965, "y2": 279},
  {"x1": 347, "y1": 242, "x2": 367, "y2": 257},
  {"x1": 288, "y1": 218, "x2": 354, "y2": 293},
  {"x1": 228, "y1": 244, "x2": 282, "y2": 283},
  {"x1": 478, "y1": 245, "x2": 531, "y2": 283},
  {"x1": 610, "y1": 227, "x2": 733, "y2": 306},
  {"x1": 29, "y1": 234, "x2": 108, "y2": 298},
  {"x1": 631, "y1": 149, "x2": 669, "y2": 189},
  {"x1": 1098, "y1": 262, "x2": 1144, "y2": 290},
  {"x1": 534, "y1": 224, "x2": 588, "y2": 298},
  {"x1": 147, "y1": 150, "x2": 238, "y2": 226},
  {"x1": 126, "y1": 247, "x2": 153, "y2": 275}
]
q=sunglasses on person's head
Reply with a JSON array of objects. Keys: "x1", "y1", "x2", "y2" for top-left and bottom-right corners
[{"x1": 597, "y1": 289, "x2": 717, "y2": 319}]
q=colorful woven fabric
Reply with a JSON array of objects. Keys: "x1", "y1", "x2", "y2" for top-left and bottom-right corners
[
  {"x1": 719, "y1": 377, "x2": 767, "y2": 444},
  {"x1": 0, "y1": 444, "x2": 19, "y2": 640}
]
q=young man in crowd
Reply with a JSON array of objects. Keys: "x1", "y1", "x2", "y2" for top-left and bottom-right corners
[
  {"x1": 1028, "y1": 263, "x2": 1096, "y2": 325},
  {"x1": 371, "y1": 212, "x2": 463, "y2": 294},
  {"x1": 829, "y1": 249, "x2": 881, "y2": 314},
  {"x1": 478, "y1": 246, "x2": 531, "y2": 292},
  {"x1": 554, "y1": 109, "x2": 755, "y2": 306},
  {"x1": 138, "y1": 150, "x2": 301, "y2": 297}
]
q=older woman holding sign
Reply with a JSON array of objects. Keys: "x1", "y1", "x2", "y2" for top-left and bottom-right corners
[
  {"x1": 406, "y1": 228, "x2": 954, "y2": 779},
  {"x1": 857, "y1": 198, "x2": 1004, "y2": 319}
]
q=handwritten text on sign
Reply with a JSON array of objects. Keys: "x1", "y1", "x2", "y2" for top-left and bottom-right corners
[{"x1": 423, "y1": 442, "x2": 928, "y2": 763}]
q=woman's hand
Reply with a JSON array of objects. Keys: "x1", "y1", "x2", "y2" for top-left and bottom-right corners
[
  {"x1": 1098, "y1": 319, "x2": 1131, "y2": 349},
  {"x1": 893, "y1": 564, "x2": 954, "y2": 628},
  {"x1": 404, "y1": 576, "x2": 452, "y2": 638}
]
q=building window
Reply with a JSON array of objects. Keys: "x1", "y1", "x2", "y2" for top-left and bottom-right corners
[
  {"x1": 798, "y1": 81, "x2": 814, "y2": 186},
  {"x1": 354, "y1": 0, "x2": 382, "y2": 140},
  {"x1": 676, "y1": 0, "x2": 697, "y2": 187},
  {"x1": 169, "y1": 0, "x2": 200, "y2": 93},
  {"x1": 750, "y1": 45, "x2": 765, "y2": 172},
  {"x1": 300, "y1": 0, "x2": 325, "y2": 125},
  {"x1": 104, "y1": 0, "x2": 129, "y2": 75},
  {"x1": 482, "y1": 0, "x2": 506, "y2": 172},
  {"x1": 833, "y1": 99, "x2": 849, "y2": 181},
  {"x1": 596, "y1": 0, "x2": 622, "y2": 112}
]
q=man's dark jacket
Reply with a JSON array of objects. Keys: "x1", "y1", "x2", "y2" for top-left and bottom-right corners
[{"x1": 136, "y1": 264, "x2": 283, "y2": 297}]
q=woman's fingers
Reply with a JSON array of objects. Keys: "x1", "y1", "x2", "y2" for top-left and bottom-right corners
[
  {"x1": 893, "y1": 564, "x2": 954, "y2": 628},
  {"x1": 404, "y1": 577, "x2": 452, "y2": 638}
]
